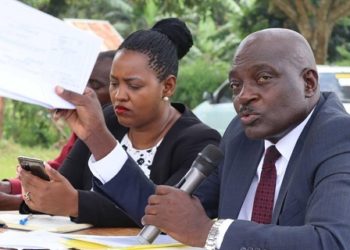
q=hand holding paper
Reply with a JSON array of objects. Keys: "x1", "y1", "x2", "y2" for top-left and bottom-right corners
[{"x1": 54, "y1": 86, "x2": 117, "y2": 160}]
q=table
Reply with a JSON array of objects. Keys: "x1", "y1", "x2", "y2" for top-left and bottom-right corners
[
  {"x1": 73, "y1": 226, "x2": 140, "y2": 236},
  {"x1": 0, "y1": 211, "x2": 203, "y2": 249}
]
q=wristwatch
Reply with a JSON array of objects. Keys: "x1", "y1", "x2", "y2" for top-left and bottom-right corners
[{"x1": 204, "y1": 219, "x2": 225, "y2": 250}]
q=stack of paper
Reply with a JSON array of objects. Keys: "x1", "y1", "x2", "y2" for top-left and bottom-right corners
[{"x1": 0, "y1": 0, "x2": 101, "y2": 109}]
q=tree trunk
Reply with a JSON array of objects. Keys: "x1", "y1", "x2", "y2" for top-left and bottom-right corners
[
  {"x1": 0, "y1": 97, "x2": 5, "y2": 140},
  {"x1": 271, "y1": 0, "x2": 350, "y2": 64},
  {"x1": 297, "y1": 20, "x2": 334, "y2": 64}
]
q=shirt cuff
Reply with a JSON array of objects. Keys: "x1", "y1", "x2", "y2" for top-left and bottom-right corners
[
  {"x1": 88, "y1": 141, "x2": 128, "y2": 184},
  {"x1": 216, "y1": 219, "x2": 234, "y2": 249}
]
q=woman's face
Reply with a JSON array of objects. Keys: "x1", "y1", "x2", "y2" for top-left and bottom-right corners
[{"x1": 109, "y1": 50, "x2": 167, "y2": 129}]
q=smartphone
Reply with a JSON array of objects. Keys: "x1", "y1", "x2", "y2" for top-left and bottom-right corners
[{"x1": 18, "y1": 156, "x2": 50, "y2": 181}]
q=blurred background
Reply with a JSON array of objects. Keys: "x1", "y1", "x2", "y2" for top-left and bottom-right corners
[{"x1": 1, "y1": 0, "x2": 350, "y2": 178}]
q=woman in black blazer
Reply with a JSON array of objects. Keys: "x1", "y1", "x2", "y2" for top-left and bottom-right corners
[{"x1": 19, "y1": 18, "x2": 221, "y2": 227}]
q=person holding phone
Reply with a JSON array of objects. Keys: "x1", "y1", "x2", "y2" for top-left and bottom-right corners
[
  {"x1": 18, "y1": 18, "x2": 221, "y2": 227},
  {"x1": 0, "y1": 50, "x2": 115, "y2": 210}
]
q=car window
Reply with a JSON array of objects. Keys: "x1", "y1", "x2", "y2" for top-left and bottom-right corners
[
  {"x1": 319, "y1": 73, "x2": 344, "y2": 100},
  {"x1": 319, "y1": 72, "x2": 350, "y2": 103},
  {"x1": 217, "y1": 82, "x2": 232, "y2": 103}
]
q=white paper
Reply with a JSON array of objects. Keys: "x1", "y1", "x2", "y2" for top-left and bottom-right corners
[
  {"x1": 0, "y1": 230, "x2": 203, "y2": 249},
  {"x1": 0, "y1": 0, "x2": 102, "y2": 109},
  {"x1": 0, "y1": 230, "x2": 65, "y2": 249},
  {"x1": 63, "y1": 233, "x2": 179, "y2": 247}
]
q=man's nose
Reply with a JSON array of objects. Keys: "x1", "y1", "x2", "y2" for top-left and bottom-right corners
[{"x1": 236, "y1": 83, "x2": 258, "y2": 105}]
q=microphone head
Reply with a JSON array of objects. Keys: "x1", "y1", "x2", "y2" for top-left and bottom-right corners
[{"x1": 195, "y1": 144, "x2": 223, "y2": 176}]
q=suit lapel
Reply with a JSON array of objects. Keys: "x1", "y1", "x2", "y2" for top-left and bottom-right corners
[
  {"x1": 272, "y1": 94, "x2": 326, "y2": 223},
  {"x1": 220, "y1": 139, "x2": 264, "y2": 218}
]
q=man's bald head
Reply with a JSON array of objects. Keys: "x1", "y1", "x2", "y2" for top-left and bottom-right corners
[{"x1": 234, "y1": 28, "x2": 316, "y2": 72}]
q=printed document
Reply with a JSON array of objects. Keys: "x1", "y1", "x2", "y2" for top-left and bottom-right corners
[{"x1": 0, "y1": 0, "x2": 102, "y2": 109}]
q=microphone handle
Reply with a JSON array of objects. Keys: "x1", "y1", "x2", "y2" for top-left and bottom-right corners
[
  {"x1": 138, "y1": 168, "x2": 207, "y2": 244},
  {"x1": 138, "y1": 225, "x2": 161, "y2": 244},
  {"x1": 176, "y1": 167, "x2": 206, "y2": 193}
]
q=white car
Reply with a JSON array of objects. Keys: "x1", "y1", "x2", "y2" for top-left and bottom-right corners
[{"x1": 193, "y1": 65, "x2": 350, "y2": 135}]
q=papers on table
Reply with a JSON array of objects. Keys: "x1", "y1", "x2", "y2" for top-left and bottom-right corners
[
  {"x1": 0, "y1": 230, "x2": 203, "y2": 250},
  {"x1": 0, "y1": 0, "x2": 102, "y2": 109},
  {"x1": 0, "y1": 230, "x2": 64, "y2": 249},
  {"x1": 63, "y1": 234, "x2": 181, "y2": 248},
  {"x1": 0, "y1": 213, "x2": 92, "y2": 233}
]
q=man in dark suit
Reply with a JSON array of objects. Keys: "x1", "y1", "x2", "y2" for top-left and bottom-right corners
[{"x1": 54, "y1": 28, "x2": 350, "y2": 249}]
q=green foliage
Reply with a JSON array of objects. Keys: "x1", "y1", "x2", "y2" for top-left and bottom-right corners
[
  {"x1": 3, "y1": 100, "x2": 69, "y2": 147},
  {"x1": 328, "y1": 17, "x2": 350, "y2": 63},
  {"x1": 19, "y1": 0, "x2": 50, "y2": 9},
  {"x1": 236, "y1": 0, "x2": 295, "y2": 38},
  {"x1": 0, "y1": 139, "x2": 59, "y2": 179},
  {"x1": 174, "y1": 58, "x2": 229, "y2": 108}
]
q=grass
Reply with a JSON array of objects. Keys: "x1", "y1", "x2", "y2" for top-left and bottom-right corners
[{"x1": 0, "y1": 139, "x2": 60, "y2": 179}]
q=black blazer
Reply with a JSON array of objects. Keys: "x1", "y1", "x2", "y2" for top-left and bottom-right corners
[{"x1": 57, "y1": 103, "x2": 221, "y2": 227}]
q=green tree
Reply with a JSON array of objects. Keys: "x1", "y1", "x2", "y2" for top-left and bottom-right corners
[
  {"x1": 3, "y1": 100, "x2": 66, "y2": 147},
  {"x1": 271, "y1": 0, "x2": 350, "y2": 64}
]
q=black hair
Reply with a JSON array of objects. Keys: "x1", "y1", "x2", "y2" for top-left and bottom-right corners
[
  {"x1": 98, "y1": 50, "x2": 117, "y2": 60},
  {"x1": 118, "y1": 18, "x2": 193, "y2": 81}
]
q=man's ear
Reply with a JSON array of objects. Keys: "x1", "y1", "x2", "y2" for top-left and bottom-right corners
[
  {"x1": 162, "y1": 75, "x2": 177, "y2": 98},
  {"x1": 303, "y1": 68, "x2": 318, "y2": 98}
]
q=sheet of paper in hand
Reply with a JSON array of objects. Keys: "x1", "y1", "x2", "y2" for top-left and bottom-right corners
[{"x1": 0, "y1": 0, "x2": 102, "y2": 109}]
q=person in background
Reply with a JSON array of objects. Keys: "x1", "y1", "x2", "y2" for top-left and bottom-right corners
[
  {"x1": 0, "y1": 50, "x2": 115, "y2": 210},
  {"x1": 19, "y1": 18, "x2": 221, "y2": 227},
  {"x1": 51, "y1": 28, "x2": 350, "y2": 249}
]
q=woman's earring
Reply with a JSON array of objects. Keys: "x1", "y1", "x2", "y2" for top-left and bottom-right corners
[{"x1": 163, "y1": 96, "x2": 169, "y2": 102}]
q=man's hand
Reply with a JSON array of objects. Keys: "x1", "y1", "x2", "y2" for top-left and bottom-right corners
[
  {"x1": 54, "y1": 86, "x2": 116, "y2": 160},
  {"x1": 142, "y1": 185, "x2": 213, "y2": 247},
  {"x1": 19, "y1": 164, "x2": 79, "y2": 217}
]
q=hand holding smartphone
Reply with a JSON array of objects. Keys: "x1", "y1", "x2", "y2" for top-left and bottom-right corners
[{"x1": 18, "y1": 156, "x2": 50, "y2": 181}]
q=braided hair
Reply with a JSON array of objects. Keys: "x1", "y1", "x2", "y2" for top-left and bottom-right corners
[{"x1": 117, "y1": 18, "x2": 193, "y2": 81}]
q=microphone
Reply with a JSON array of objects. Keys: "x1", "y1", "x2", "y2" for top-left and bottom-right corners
[{"x1": 137, "y1": 144, "x2": 223, "y2": 244}]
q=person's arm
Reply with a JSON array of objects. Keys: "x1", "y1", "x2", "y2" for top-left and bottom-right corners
[
  {"x1": 0, "y1": 180, "x2": 12, "y2": 194},
  {"x1": 47, "y1": 133, "x2": 77, "y2": 170},
  {"x1": 89, "y1": 145, "x2": 156, "y2": 225},
  {"x1": 0, "y1": 180, "x2": 23, "y2": 210},
  {"x1": 73, "y1": 190, "x2": 137, "y2": 227},
  {"x1": 61, "y1": 137, "x2": 137, "y2": 227},
  {"x1": 0, "y1": 192, "x2": 22, "y2": 210}
]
